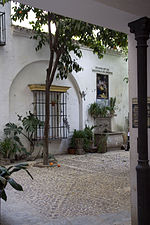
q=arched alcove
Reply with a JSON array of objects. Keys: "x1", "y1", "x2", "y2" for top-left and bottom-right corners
[{"x1": 9, "y1": 60, "x2": 83, "y2": 138}]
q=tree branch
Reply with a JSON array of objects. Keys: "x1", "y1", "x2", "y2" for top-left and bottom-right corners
[
  {"x1": 49, "y1": 48, "x2": 64, "y2": 87},
  {"x1": 47, "y1": 50, "x2": 54, "y2": 82},
  {"x1": 54, "y1": 24, "x2": 59, "y2": 51},
  {"x1": 47, "y1": 12, "x2": 53, "y2": 51},
  {"x1": 47, "y1": 12, "x2": 55, "y2": 82}
]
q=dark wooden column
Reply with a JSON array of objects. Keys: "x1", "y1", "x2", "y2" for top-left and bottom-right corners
[{"x1": 128, "y1": 17, "x2": 150, "y2": 225}]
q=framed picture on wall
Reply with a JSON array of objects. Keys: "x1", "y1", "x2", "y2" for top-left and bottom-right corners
[{"x1": 97, "y1": 74, "x2": 109, "y2": 99}]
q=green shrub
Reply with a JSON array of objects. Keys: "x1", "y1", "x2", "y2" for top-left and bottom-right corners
[
  {"x1": 89, "y1": 98, "x2": 117, "y2": 118},
  {"x1": 0, "y1": 112, "x2": 44, "y2": 160},
  {"x1": 0, "y1": 137, "x2": 26, "y2": 159},
  {"x1": 84, "y1": 126, "x2": 93, "y2": 140},
  {"x1": 88, "y1": 102, "x2": 109, "y2": 118},
  {"x1": 72, "y1": 129, "x2": 86, "y2": 138},
  {"x1": 17, "y1": 111, "x2": 44, "y2": 152},
  {"x1": 107, "y1": 97, "x2": 117, "y2": 115},
  {"x1": 96, "y1": 134, "x2": 107, "y2": 153},
  {"x1": 69, "y1": 129, "x2": 86, "y2": 149},
  {"x1": 88, "y1": 102, "x2": 101, "y2": 118},
  {"x1": 70, "y1": 127, "x2": 94, "y2": 151},
  {"x1": 0, "y1": 123, "x2": 27, "y2": 159}
]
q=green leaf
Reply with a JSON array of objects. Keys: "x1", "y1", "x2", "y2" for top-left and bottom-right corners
[
  {"x1": 0, "y1": 189, "x2": 7, "y2": 201},
  {"x1": 22, "y1": 168, "x2": 33, "y2": 180},
  {"x1": 15, "y1": 163, "x2": 29, "y2": 168},
  {"x1": 7, "y1": 166, "x2": 13, "y2": 171},
  {"x1": 9, "y1": 167, "x2": 22, "y2": 174},
  {"x1": 8, "y1": 178, "x2": 23, "y2": 191},
  {"x1": 0, "y1": 166, "x2": 7, "y2": 172},
  {"x1": 0, "y1": 176, "x2": 7, "y2": 185}
]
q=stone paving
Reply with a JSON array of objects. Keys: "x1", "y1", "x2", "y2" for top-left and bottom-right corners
[{"x1": 1, "y1": 150, "x2": 131, "y2": 224}]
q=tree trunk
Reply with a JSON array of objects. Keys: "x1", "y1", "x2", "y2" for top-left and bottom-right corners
[{"x1": 43, "y1": 78, "x2": 50, "y2": 165}]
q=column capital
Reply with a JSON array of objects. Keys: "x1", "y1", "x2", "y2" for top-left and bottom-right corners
[{"x1": 128, "y1": 17, "x2": 150, "y2": 40}]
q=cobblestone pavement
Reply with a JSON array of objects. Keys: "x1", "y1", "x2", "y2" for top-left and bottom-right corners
[{"x1": 4, "y1": 151, "x2": 130, "y2": 220}]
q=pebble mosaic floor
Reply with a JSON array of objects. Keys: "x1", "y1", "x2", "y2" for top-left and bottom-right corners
[{"x1": 8, "y1": 151, "x2": 130, "y2": 220}]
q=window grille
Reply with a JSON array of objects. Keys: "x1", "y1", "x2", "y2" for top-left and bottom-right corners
[
  {"x1": 33, "y1": 90, "x2": 69, "y2": 140},
  {"x1": 0, "y1": 11, "x2": 6, "y2": 46}
]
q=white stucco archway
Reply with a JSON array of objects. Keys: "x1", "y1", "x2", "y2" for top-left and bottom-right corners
[{"x1": 9, "y1": 60, "x2": 83, "y2": 132}]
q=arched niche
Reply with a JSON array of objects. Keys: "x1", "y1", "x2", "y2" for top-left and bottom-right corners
[{"x1": 9, "y1": 60, "x2": 83, "y2": 132}]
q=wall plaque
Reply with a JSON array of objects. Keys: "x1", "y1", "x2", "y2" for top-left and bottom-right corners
[
  {"x1": 132, "y1": 98, "x2": 150, "y2": 128},
  {"x1": 92, "y1": 66, "x2": 113, "y2": 75}
]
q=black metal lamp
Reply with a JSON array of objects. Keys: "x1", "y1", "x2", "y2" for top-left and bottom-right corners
[{"x1": 0, "y1": 11, "x2": 6, "y2": 46}]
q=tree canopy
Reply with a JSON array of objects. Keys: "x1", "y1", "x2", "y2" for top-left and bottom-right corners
[{"x1": 10, "y1": 2, "x2": 127, "y2": 80}]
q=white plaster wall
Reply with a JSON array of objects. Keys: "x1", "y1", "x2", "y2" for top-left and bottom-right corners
[
  {"x1": 72, "y1": 47, "x2": 128, "y2": 132},
  {"x1": 0, "y1": 3, "x2": 49, "y2": 136}
]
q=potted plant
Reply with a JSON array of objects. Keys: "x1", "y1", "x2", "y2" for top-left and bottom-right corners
[
  {"x1": 70, "y1": 129, "x2": 86, "y2": 155},
  {"x1": 88, "y1": 102, "x2": 101, "y2": 118},
  {"x1": 88, "y1": 98, "x2": 117, "y2": 134},
  {"x1": 0, "y1": 124, "x2": 28, "y2": 162},
  {"x1": 95, "y1": 133, "x2": 108, "y2": 153},
  {"x1": 83, "y1": 125, "x2": 97, "y2": 152},
  {"x1": 107, "y1": 97, "x2": 117, "y2": 116},
  {"x1": 89, "y1": 102, "x2": 111, "y2": 133},
  {"x1": 68, "y1": 135, "x2": 76, "y2": 154}
]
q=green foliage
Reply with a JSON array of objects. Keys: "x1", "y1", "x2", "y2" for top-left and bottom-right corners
[
  {"x1": 83, "y1": 126, "x2": 94, "y2": 150},
  {"x1": 84, "y1": 125, "x2": 94, "y2": 140},
  {"x1": 100, "y1": 106, "x2": 109, "y2": 117},
  {"x1": 123, "y1": 77, "x2": 129, "y2": 84},
  {"x1": 0, "y1": 163, "x2": 33, "y2": 201},
  {"x1": 69, "y1": 135, "x2": 76, "y2": 149},
  {"x1": 108, "y1": 97, "x2": 117, "y2": 115},
  {"x1": 88, "y1": 102, "x2": 109, "y2": 118},
  {"x1": 96, "y1": 134, "x2": 107, "y2": 153},
  {"x1": 88, "y1": 102, "x2": 101, "y2": 118},
  {"x1": 72, "y1": 129, "x2": 86, "y2": 139},
  {"x1": 11, "y1": 3, "x2": 128, "y2": 81},
  {"x1": 1, "y1": 0, "x2": 10, "y2": 5},
  {"x1": 109, "y1": 97, "x2": 116, "y2": 108},
  {"x1": 0, "y1": 123, "x2": 27, "y2": 159},
  {"x1": 0, "y1": 112, "x2": 44, "y2": 159},
  {"x1": 89, "y1": 98, "x2": 117, "y2": 118},
  {"x1": 0, "y1": 137, "x2": 26, "y2": 159},
  {"x1": 0, "y1": 138, "x2": 11, "y2": 158},
  {"x1": 4, "y1": 122, "x2": 23, "y2": 136},
  {"x1": 70, "y1": 129, "x2": 85, "y2": 149},
  {"x1": 17, "y1": 111, "x2": 44, "y2": 142},
  {"x1": 70, "y1": 126, "x2": 94, "y2": 150}
]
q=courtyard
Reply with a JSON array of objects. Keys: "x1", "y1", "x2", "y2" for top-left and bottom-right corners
[{"x1": 1, "y1": 150, "x2": 131, "y2": 225}]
